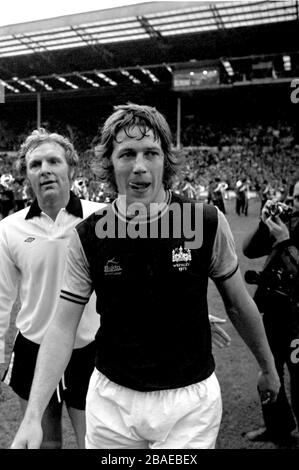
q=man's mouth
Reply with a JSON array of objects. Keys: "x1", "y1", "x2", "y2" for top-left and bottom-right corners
[
  {"x1": 41, "y1": 181, "x2": 56, "y2": 187},
  {"x1": 129, "y1": 182, "x2": 151, "y2": 192}
]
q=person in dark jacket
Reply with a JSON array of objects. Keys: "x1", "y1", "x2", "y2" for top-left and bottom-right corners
[{"x1": 243, "y1": 183, "x2": 299, "y2": 444}]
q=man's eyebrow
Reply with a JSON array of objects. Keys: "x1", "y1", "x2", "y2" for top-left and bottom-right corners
[
  {"x1": 116, "y1": 144, "x2": 161, "y2": 152},
  {"x1": 145, "y1": 145, "x2": 161, "y2": 150},
  {"x1": 115, "y1": 146, "x2": 134, "y2": 153}
]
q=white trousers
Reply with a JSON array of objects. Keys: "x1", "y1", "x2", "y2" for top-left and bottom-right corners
[{"x1": 85, "y1": 369, "x2": 222, "y2": 449}]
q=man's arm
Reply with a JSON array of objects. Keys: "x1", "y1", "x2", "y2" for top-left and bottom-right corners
[
  {"x1": 215, "y1": 268, "x2": 280, "y2": 402},
  {"x1": 243, "y1": 220, "x2": 272, "y2": 259},
  {"x1": 11, "y1": 298, "x2": 85, "y2": 449},
  {"x1": 0, "y1": 226, "x2": 19, "y2": 365},
  {"x1": 243, "y1": 200, "x2": 287, "y2": 259}
]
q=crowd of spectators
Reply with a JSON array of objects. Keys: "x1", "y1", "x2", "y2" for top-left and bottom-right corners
[
  {"x1": 0, "y1": 120, "x2": 298, "y2": 218},
  {"x1": 174, "y1": 121, "x2": 298, "y2": 201}
]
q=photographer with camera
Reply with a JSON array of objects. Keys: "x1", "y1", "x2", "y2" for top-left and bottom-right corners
[{"x1": 243, "y1": 182, "x2": 299, "y2": 444}]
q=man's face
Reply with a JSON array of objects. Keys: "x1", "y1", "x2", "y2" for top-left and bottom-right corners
[
  {"x1": 293, "y1": 181, "x2": 299, "y2": 212},
  {"x1": 294, "y1": 193, "x2": 299, "y2": 211},
  {"x1": 25, "y1": 142, "x2": 72, "y2": 204},
  {"x1": 111, "y1": 126, "x2": 165, "y2": 207}
]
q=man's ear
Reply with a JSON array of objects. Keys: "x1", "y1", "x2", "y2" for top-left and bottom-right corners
[
  {"x1": 25, "y1": 175, "x2": 32, "y2": 187},
  {"x1": 69, "y1": 167, "x2": 75, "y2": 181}
]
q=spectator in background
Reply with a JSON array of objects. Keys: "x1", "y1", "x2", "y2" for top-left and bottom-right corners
[
  {"x1": 182, "y1": 176, "x2": 197, "y2": 200},
  {"x1": 0, "y1": 174, "x2": 14, "y2": 220},
  {"x1": 235, "y1": 177, "x2": 249, "y2": 216},
  {"x1": 243, "y1": 183, "x2": 299, "y2": 444},
  {"x1": 208, "y1": 177, "x2": 226, "y2": 214}
]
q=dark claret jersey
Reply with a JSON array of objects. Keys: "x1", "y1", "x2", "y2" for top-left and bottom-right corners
[{"x1": 61, "y1": 192, "x2": 238, "y2": 391}]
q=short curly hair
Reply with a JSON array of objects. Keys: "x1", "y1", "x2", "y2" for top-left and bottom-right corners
[
  {"x1": 16, "y1": 128, "x2": 79, "y2": 176},
  {"x1": 92, "y1": 103, "x2": 180, "y2": 192}
]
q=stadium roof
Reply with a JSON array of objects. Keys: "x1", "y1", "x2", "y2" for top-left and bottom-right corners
[
  {"x1": 0, "y1": 1, "x2": 297, "y2": 56},
  {"x1": 0, "y1": 1, "x2": 298, "y2": 98}
]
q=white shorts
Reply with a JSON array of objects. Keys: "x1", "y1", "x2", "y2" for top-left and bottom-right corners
[{"x1": 85, "y1": 369, "x2": 222, "y2": 449}]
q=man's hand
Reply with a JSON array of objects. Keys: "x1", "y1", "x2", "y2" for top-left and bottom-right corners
[
  {"x1": 264, "y1": 216, "x2": 290, "y2": 245},
  {"x1": 257, "y1": 369, "x2": 280, "y2": 405},
  {"x1": 261, "y1": 200, "x2": 273, "y2": 223},
  {"x1": 209, "y1": 314, "x2": 231, "y2": 348},
  {"x1": 261, "y1": 201, "x2": 290, "y2": 244},
  {"x1": 10, "y1": 419, "x2": 43, "y2": 449}
]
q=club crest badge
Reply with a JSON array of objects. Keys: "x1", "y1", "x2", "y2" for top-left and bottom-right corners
[
  {"x1": 172, "y1": 246, "x2": 192, "y2": 272},
  {"x1": 104, "y1": 257, "x2": 122, "y2": 275}
]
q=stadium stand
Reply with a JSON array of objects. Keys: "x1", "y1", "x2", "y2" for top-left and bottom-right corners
[{"x1": 0, "y1": 1, "x2": 298, "y2": 207}]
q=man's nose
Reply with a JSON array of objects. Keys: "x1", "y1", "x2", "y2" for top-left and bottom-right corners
[
  {"x1": 40, "y1": 161, "x2": 51, "y2": 173},
  {"x1": 133, "y1": 154, "x2": 147, "y2": 173}
]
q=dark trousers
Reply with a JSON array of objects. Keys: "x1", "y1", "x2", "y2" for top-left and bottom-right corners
[
  {"x1": 236, "y1": 196, "x2": 247, "y2": 215},
  {"x1": 213, "y1": 197, "x2": 226, "y2": 214},
  {"x1": 261, "y1": 310, "x2": 299, "y2": 436}
]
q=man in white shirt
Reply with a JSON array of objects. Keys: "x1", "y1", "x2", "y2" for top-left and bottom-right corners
[{"x1": 0, "y1": 129, "x2": 104, "y2": 448}]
